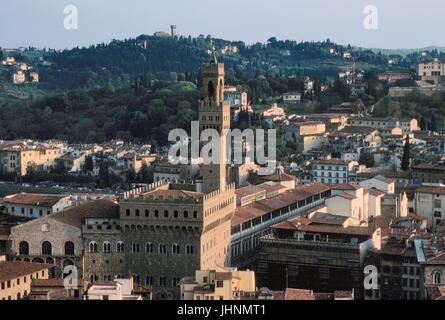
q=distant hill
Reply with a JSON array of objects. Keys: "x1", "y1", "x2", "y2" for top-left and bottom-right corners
[
  {"x1": 362, "y1": 46, "x2": 445, "y2": 57},
  {"x1": 0, "y1": 35, "x2": 410, "y2": 98}
]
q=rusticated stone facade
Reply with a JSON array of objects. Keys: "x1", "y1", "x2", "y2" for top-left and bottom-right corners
[
  {"x1": 9, "y1": 200, "x2": 119, "y2": 279},
  {"x1": 109, "y1": 181, "x2": 234, "y2": 299}
]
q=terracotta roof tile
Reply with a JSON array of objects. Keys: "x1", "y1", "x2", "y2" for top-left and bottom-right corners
[
  {"x1": 0, "y1": 261, "x2": 54, "y2": 283},
  {"x1": 4, "y1": 193, "x2": 67, "y2": 207},
  {"x1": 50, "y1": 199, "x2": 119, "y2": 227}
]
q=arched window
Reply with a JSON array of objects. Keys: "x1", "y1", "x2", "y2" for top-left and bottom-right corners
[
  {"x1": 125, "y1": 209, "x2": 131, "y2": 216},
  {"x1": 65, "y1": 241, "x2": 75, "y2": 256},
  {"x1": 208, "y1": 81, "x2": 215, "y2": 99},
  {"x1": 434, "y1": 272, "x2": 442, "y2": 284},
  {"x1": 164, "y1": 210, "x2": 169, "y2": 218},
  {"x1": 172, "y1": 244, "x2": 180, "y2": 255},
  {"x1": 89, "y1": 241, "x2": 98, "y2": 253},
  {"x1": 103, "y1": 242, "x2": 111, "y2": 253},
  {"x1": 135, "y1": 209, "x2": 140, "y2": 217},
  {"x1": 146, "y1": 243, "x2": 153, "y2": 254},
  {"x1": 42, "y1": 241, "x2": 52, "y2": 256},
  {"x1": 174, "y1": 211, "x2": 179, "y2": 218},
  {"x1": 132, "y1": 243, "x2": 140, "y2": 253},
  {"x1": 158, "y1": 243, "x2": 166, "y2": 254},
  {"x1": 19, "y1": 241, "x2": 29, "y2": 255},
  {"x1": 116, "y1": 241, "x2": 124, "y2": 253},
  {"x1": 186, "y1": 244, "x2": 194, "y2": 255},
  {"x1": 183, "y1": 211, "x2": 189, "y2": 218},
  {"x1": 145, "y1": 210, "x2": 149, "y2": 217},
  {"x1": 154, "y1": 210, "x2": 159, "y2": 217}
]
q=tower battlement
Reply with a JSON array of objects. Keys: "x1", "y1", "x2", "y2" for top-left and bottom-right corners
[
  {"x1": 122, "y1": 180, "x2": 168, "y2": 200},
  {"x1": 202, "y1": 63, "x2": 225, "y2": 75},
  {"x1": 203, "y1": 183, "x2": 235, "y2": 201}
]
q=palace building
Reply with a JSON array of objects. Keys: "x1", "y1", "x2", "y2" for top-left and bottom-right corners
[{"x1": 10, "y1": 54, "x2": 236, "y2": 300}]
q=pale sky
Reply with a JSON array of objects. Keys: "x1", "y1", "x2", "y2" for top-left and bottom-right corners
[{"x1": 1, "y1": 0, "x2": 444, "y2": 50}]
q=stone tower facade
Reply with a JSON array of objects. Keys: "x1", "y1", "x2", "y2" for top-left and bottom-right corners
[
  {"x1": 198, "y1": 56, "x2": 231, "y2": 194},
  {"x1": 19, "y1": 60, "x2": 238, "y2": 300},
  {"x1": 102, "y1": 59, "x2": 236, "y2": 299}
]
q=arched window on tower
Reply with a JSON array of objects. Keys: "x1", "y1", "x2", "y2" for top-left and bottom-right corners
[
  {"x1": 116, "y1": 241, "x2": 125, "y2": 253},
  {"x1": 208, "y1": 81, "x2": 215, "y2": 100},
  {"x1": 89, "y1": 241, "x2": 98, "y2": 253},
  {"x1": 219, "y1": 79, "x2": 224, "y2": 101},
  {"x1": 103, "y1": 241, "x2": 111, "y2": 253},
  {"x1": 434, "y1": 272, "x2": 442, "y2": 284}
]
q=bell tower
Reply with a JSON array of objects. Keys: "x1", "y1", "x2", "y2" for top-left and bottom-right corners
[{"x1": 199, "y1": 42, "x2": 230, "y2": 194}]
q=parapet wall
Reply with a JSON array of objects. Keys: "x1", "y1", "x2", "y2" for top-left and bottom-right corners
[{"x1": 122, "y1": 181, "x2": 168, "y2": 200}]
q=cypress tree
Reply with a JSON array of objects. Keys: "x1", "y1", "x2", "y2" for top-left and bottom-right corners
[{"x1": 401, "y1": 135, "x2": 411, "y2": 171}]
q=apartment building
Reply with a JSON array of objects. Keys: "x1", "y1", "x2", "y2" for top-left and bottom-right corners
[
  {"x1": 417, "y1": 58, "x2": 445, "y2": 79},
  {"x1": 348, "y1": 117, "x2": 419, "y2": 135},
  {"x1": 414, "y1": 186, "x2": 445, "y2": 230},
  {"x1": 413, "y1": 163, "x2": 445, "y2": 184},
  {"x1": 310, "y1": 159, "x2": 357, "y2": 184},
  {"x1": 85, "y1": 278, "x2": 145, "y2": 300},
  {"x1": 0, "y1": 143, "x2": 62, "y2": 176},
  {"x1": 4, "y1": 193, "x2": 72, "y2": 218},
  {"x1": 230, "y1": 183, "x2": 331, "y2": 267},
  {"x1": 180, "y1": 267, "x2": 256, "y2": 300},
  {"x1": 326, "y1": 184, "x2": 369, "y2": 221},
  {"x1": 0, "y1": 261, "x2": 54, "y2": 300},
  {"x1": 255, "y1": 212, "x2": 381, "y2": 298}
]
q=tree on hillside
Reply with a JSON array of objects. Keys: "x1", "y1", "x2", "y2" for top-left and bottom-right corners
[
  {"x1": 431, "y1": 114, "x2": 438, "y2": 132},
  {"x1": 98, "y1": 162, "x2": 111, "y2": 187},
  {"x1": 359, "y1": 151, "x2": 375, "y2": 168},
  {"x1": 401, "y1": 135, "x2": 411, "y2": 171},
  {"x1": 420, "y1": 116, "x2": 426, "y2": 131},
  {"x1": 83, "y1": 155, "x2": 94, "y2": 174},
  {"x1": 126, "y1": 167, "x2": 137, "y2": 186},
  {"x1": 137, "y1": 162, "x2": 153, "y2": 183}
]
